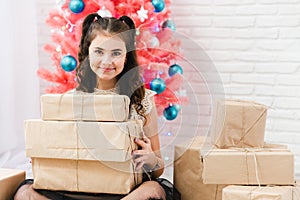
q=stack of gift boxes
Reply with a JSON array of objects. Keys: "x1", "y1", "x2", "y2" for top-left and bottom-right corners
[
  {"x1": 25, "y1": 92, "x2": 144, "y2": 194},
  {"x1": 174, "y1": 99, "x2": 300, "y2": 200}
]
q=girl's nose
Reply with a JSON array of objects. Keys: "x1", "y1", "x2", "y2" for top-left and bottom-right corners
[{"x1": 102, "y1": 54, "x2": 113, "y2": 64}]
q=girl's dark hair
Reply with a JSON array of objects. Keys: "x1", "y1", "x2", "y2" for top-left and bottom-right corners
[{"x1": 76, "y1": 13, "x2": 146, "y2": 119}]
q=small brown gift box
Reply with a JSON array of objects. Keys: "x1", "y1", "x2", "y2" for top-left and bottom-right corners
[
  {"x1": 25, "y1": 119, "x2": 143, "y2": 162},
  {"x1": 222, "y1": 185, "x2": 294, "y2": 200},
  {"x1": 0, "y1": 168, "x2": 25, "y2": 200},
  {"x1": 202, "y1": 148, "x2": 294, "y2": 185},
  {"x1": 32, "y1": 158, "x2": 142, "y2": 194},
  {"x1": 212, "y1": 99, "x2": 267, "y2": 148},
  {"x1": 41, "y1": 93, "x2": 130, "y2": 121},
  {"x1": 174, "y1": 136, "x2": 226, "y2": 200}
]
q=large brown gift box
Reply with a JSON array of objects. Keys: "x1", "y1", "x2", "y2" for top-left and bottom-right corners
[
  {"x1": 294, "y1": 181, "x2": 300, "y2": 199},
  {"x1": 41, "y1": 93, "x2": 130, "y2": 121},
  {"x1": 174, "y1": 136, "x2": 226, "y2": 200},
  {"x1": 32, "y1": 158, "x2": 142, "y2": 194},
  {"x1": 202, "y1": 148, "x2": 294, "y2": 185},
  {"x1": 212, "y1": 99, "x2": 267, "y2": 148},
  {"x1": 25, "y1": 119, "x2": 143, "y2": 162},
  {"x1": 0, "y1": 168, "x2": 25, "y2": 200},
  {"x1": 222, "y1": 185, "x2": 295, "y2": 200}
]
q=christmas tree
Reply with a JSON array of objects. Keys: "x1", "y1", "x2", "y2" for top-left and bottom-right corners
[{"x1": 38, "y1": 0, "x2": 187, "y2": 120}]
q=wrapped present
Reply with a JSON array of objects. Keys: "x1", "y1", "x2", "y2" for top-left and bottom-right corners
[
  {"x1": 222, "y1": 185, "x2": 294, "y2": 200},
  {"x1": 174, "y1": 136, "x2": 226, "y2": 200},
  {"x1": 212, "y1": 99, "x2": 267, "y2": 148},
  {"x1": 294, "y1": 181, "x2": 300, "y2": 199},
  {"x1": 41, "y1": 93, "x2": 130, "y2": 121},
  {"x1": 0, "y1": 168, "x2": 25, "y2": 200},
  {"x1": 202, "y1": 148, "x2": 294, "y2": 185},
  {"x1": 25, "y1": 119, "x2": 143, "y2": 162},
  {"x1": 32, "y1": 158, "x2": 142, "y2": 194}
]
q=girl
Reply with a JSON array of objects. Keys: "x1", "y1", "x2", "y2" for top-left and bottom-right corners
[{"x1": 14, "y1": 13, "x2": 180, "y2": 200}]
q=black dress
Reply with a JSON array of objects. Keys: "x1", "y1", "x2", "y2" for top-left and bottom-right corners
[{"x1": 14, "y1": 176, "x2": 181, "y2": 200}]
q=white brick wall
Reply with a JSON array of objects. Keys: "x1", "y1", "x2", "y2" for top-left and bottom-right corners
[
  {"x1": 171, "y1": 0, "x2": 300, "y2": 181},
  {"x1": 36, "y1": 1, "x2": 300, "y2": 181}
]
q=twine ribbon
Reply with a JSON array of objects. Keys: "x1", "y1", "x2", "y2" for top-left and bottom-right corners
[
  {"x1": 243, "y1": 148, "x2": 261, "y2": 187},
  {"x1": 74, "y1": 92, "x2": 84, "y2": 191},
  {"x1": 248, "y1": 185, "x2": 297, "y2": 200},
  {"x1": 216, "y1": 100, "x2": 267, "y2": 148},
  {"x1": 238, "y1": 104, "x2": 267, "y2": 147},
  {"x1": 206, "y1": 147, "x2": 290, "y2": 187}
]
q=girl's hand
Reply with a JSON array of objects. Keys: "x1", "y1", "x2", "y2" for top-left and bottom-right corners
[{"x1": 132, "y1": 137, "x2": 158, "y2": 172}]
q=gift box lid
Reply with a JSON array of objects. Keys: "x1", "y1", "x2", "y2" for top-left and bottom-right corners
[{"x1": 41, "y1": 93, "x2": 130, "y2": 122}]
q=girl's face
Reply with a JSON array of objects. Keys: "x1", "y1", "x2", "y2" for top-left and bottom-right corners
[{"x1": 89, "y1": 34, "x2": 127, "y2": 82}]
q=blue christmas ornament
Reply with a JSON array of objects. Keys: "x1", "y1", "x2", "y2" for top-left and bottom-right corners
[
  {"x1": 60, "y1": 55, "x2": 77, "y2": 72},
  {"x1": 152, "y1": 0, "x2": 165, "y2": 12},
  {"x1": 162, "y1": 20, "x2": 176, "y2": 32},
  {"x1": 163, "y1": 104, "x2": 178, "y2": 120},
  {"x1": 150, "y1": 78, "x2": 166, "y2": 94},
  {"x1": 69, "y1": 0, "x2": 85, "y2": 14},
  {"x1": 168, "y1": 64, "x2": 183, "y2": 76}
]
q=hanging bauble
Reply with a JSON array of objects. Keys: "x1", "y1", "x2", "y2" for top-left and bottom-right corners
[
  {"x1": 68, "y1": 0, "x2": 85, "y2": 14},
  {"x1": 150, "y1": 78, "x2": 166, "y2": 94},
  {"x1": 163, "y1": 104, "x2": 178, "y2": 120},
  {"x1": 168, "y1": 64, "x2": 183, "y2": 76},
  {"x1": 97, "y1": 6, "x2": 112, "y2": 18},
  {"x1": 60, "y1": 55, "x2": 77, "y2": 72},
  {"x1": 162, "y1": 19, "x2": 176, "y2": 32},
  {"x1": 152, "y1": 0, "x2": 165, "y2": 12}
]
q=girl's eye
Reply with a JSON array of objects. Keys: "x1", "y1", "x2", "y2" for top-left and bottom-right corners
[
  {"x1": 95, "y1": 50, "x2": 104, "y2": 55},
  {"x1": 112, "y1": 51, "x2": 122, "y2": 57}
]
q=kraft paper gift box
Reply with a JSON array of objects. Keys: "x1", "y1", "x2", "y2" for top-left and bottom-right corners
[
  {"x1": 294, "y1": 181, "x2": 300, "y2": 199},
  {"x1": 41, "y1": 93, "x2": 130, "y2": 121},
  {"x1": 202, "y1": 148, "x2": 295, "y2": 185},
  {"x1": 25, "y1": 119, "x2": 143, "y2": 162},
  {"x1": 212, "y1": 99, "x2": 268, "y2": 148},
  {"x1": 32, "y1": 158, "x2": 143, "y2": 194},
  {"x1": 222, "y1": 185, "x2": 295, "y2": 200},
  {"x1": 0, "y1": 168, "x2": 25, "y2": 200},
  {"x1": 174, "y1": 136, "x2": 226, "y2": 200}
]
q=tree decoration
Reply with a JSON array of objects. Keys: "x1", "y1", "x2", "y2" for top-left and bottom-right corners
[
  {"x1": 150, "y1": 78, "x2": 166, "y2": 94},
  {"x1": 68, "y1": 0, "x2": 85, "y2": 13},
  {"x1": 168, "y1": 64, "x2": 183, "y2": 76},
  {"x1": 137, "y1": 6, "x2": 148, "y2": 22},
  {"x1": 163, "y1": 104, "x2": 178, "y2": 120},
  {"x1": 38, "y1": 0, "x2": 188, "y2": 119},
  {"x1": 152, "y1": 0, "x2": 165, "y2": 12},
  {"x1": 97, "y1": 6, "x2": 112, "y2": 17},
  {"x1": 60, "y1": 55, "x2": 77, "y2": 72},
  {"x1": 162, "y1": 19, "x2": 176, "y2": 32}
]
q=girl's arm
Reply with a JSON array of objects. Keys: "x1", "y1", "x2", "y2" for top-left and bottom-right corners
[{"x1": 133, "y1": 95, "x2": 164, "y2": 178}]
